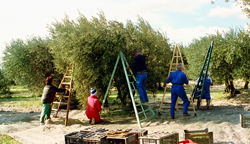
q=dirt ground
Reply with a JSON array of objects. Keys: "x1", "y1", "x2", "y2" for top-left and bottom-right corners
[{"x1": 0, "y1": 85, "x2": 250, "y2": 144}]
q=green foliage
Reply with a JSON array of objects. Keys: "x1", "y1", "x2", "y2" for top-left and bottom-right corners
[
  {"x1": 0, "y1": 69, "x2": 11, "y2": 93},
  {"x1": 48, "y1": 12, "x2": 171, "y2": 108},
  {"x1": 2, "y1": 36, "x2": 59, "y2": 94},
  {"x1": 185, "y1": 27, "x2": 250, "y2": 96}
]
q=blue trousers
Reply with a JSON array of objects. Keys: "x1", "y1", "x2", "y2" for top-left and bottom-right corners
[
  {"x1": 136, "y1": 74, "x2": 148, "y2": 102},
  {"x1": 170, "y1": 85, "x2": 189, "y2": 117}
]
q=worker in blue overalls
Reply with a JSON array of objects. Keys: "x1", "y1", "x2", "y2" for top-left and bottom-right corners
[
  {"x1": 195, "y1": 71, "x2": 213, "y2": 110},
  {"x1": 166, "y1": 63, "x2": 190, "y2": 119}
]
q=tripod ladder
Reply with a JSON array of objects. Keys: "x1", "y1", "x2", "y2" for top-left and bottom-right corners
[
  {"x1": 52, "y1": 64, "x2": 73, "y2": 126},
  {"x1": 102, "y1": 51, "x2": 156, "y2": 128},
  {"x1": 158, "y1": 44, "x2": 186, "y2": 115}
]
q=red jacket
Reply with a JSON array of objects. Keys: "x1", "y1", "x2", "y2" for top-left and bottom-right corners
[{"x1": 85, "y1": 95, "x2": 102, "y2": 122}]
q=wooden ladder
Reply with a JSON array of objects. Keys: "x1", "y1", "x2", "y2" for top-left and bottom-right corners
[
  {"x1": 52, "y1": 64, "x2": 73, "y2": 126},
  {"x1": 158, "y1": 44, "x2": 185, "y2": 114}
]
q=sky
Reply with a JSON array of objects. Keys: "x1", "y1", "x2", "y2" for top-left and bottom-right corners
[{"x1": 0, "y1": 0, "x2": 249, "y2": 61}]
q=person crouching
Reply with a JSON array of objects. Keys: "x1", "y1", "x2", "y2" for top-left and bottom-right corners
[{"x1": 85, "y1": 88, "x2": 102, "y2": 125}]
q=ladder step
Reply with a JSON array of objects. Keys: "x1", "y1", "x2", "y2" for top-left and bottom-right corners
[
  {"x1": 56, "y1": 95, "x2": 69, "y2": 98},
  {"x1": 67, "y1": 70, "x2": 73, "y2": 72},
  {"x1": 138, "y1": 109, "x2": 150, "y2": 115},
  {"x1": 140, "y1": 115, "x2": 156, "y2": 123},
  {"x1": 134, "y1": 96, "x2": 140, "y2": 99},
  {"x1": 65, "y1": 76, "x2": 72, "y2": 79},
  {"x1": 53, "y1": 102, "x2": 68, "y2": 105},
  {"x1": 62, "y1": 82, "x2": 71, "y2": 85},
  {"x1": 52, "y1": 108, "x2": 67, "y2": 112}
]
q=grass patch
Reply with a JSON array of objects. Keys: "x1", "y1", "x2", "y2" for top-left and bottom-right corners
[
  {"x1": 0, "y1": 134, "x2": 22, "y2": 144},
  {"x1": 211, "y1": 91, "x2": 229, "y2": 101}
]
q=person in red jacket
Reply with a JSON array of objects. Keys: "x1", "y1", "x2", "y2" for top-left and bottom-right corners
[{"x1": 85, "y1": 88, "x2": 102, "y2": 125}]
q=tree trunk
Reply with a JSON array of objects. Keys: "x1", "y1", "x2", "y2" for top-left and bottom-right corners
[
  {"x1": 244, "y1": 81, "x2": 249, "y2": 89},
  {"x1": 158, "y1": 80, "x2": 163, "y2": 90},
  {"x1": 224, "y1": 79, "x2": 230, "y2": 93}
]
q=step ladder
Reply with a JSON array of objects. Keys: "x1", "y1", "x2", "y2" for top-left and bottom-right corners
[
  {"x1": 52, "y1": 64, "x2": 73, "y2": 126},
  {"x1": 102, "y1": 51, "x2": 156, "y2": 128},
  {"x1": 191, "y1": 41, "x2": 214, "y2": 105},
  {"x1": 158, "y1": 44, "x2": 186, "y2": 115}
]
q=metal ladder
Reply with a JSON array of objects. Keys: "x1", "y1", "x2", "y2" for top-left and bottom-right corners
[
  {"x1": 158, "y1": 44, "x2": 186, "y2": 115},
  {"x1": 102, "y1": 51, "x2": 156, "y2": 128},
  {"x1": 52, "y1": 64, "x2": 73, "y2": 126},
  {"x1": 191, "y1": 41, "x2": 214, "y2": 106}
]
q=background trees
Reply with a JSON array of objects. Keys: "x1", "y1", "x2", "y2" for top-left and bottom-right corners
[{"x1": 2, "y1": 37, "x2": 58, "y2": 94}]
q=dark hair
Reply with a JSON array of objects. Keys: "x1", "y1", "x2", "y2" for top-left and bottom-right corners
[{"x1": 46, "y1": 76, "x2": 53, "y2": 85}]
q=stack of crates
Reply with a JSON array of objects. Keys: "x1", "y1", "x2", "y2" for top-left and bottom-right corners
[
  {"x1": 127, "y1": 129, "x2": 148, "y2": 144},
  {"x1": 139, "y1": 131, "x2": 179, "y2": 144},
  {"x1": 65, "y1": 131, "x2": 107, "y2": 144},
  {"x1": 106, "y1": 129, "x2": 137, "y2": 144},
  {"x1": 240, "y1": 114, "x2": 250, "y2": 128},
  {"x1": 184, "y1": 128, "x2": 213, "y2": 144}
]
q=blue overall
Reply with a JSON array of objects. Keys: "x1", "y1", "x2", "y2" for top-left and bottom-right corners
[
  {"x1": 195, "y1": 77, "x2": 212, "y2": 100},
  {"x1": 166, "y1": 70, "x2": 189, "y2": 117},
  {"x1": 136, "y1": 74, "x2": 148, "y2": 102}
]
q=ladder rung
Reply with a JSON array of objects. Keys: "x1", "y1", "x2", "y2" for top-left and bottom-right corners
[
  {"x1": 65, "y1": 76, "x2": 72, "y2": 79},
  {"x1": 140, "y1": 115, "x2": 156, "y2": 123},
  {"x1": 67, "y1": 70, "x2": 73, "y2": 72},
  {"x1": 138, "y1": 109, "x2": 150, "y2": 115},
  {"x1": 62, "y1": 82, "x2": 71, "y2": 85},
  {"x1": 56, "y1": 95, "x2": 69, "y2": 98},
  {"x1": 52, "y1": 108, "x2": 67, "y2": 112},
  {"x1": 53, "y1": 102, "x2": 68, "y2": 105}
]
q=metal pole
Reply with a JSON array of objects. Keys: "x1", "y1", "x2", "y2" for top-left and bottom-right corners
[{"x1": 102, "y1": 54, "x2": 120, "y2": 108}]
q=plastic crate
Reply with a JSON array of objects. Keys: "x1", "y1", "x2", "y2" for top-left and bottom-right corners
[
  {"x1": 139, "y1": 132, "x2": 179, "y2": 144},
  {"x1": 65, "y1": 131, "x2": 107, "y2": 144},
  {"x1": 127, "y1": 129, "x2": 148, "y2": 144},
  {"x1": 80, "y1": 126, "x2": 110, "y2": 133},
  {"x1": 184, "y1": 128, "x2": 213, "y2": 144},
  {"x1": 107, "y1": 134, "x2": 136, "y2": 144},
  {"x1": 240, "y1": 114, "x2": 250, "y2": 128}
]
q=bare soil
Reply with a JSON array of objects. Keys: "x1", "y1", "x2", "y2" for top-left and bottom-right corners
[{"x1": 0, "y1": 85, "x2": 250, "y2": 144}]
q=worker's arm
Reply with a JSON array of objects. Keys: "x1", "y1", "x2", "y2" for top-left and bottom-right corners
[
  {"x1": 183, "y1": 74, "x2": 189, "y2": 84},
  {"x1": 95, "y1": 100, "x2": 102, "y2": 112}
]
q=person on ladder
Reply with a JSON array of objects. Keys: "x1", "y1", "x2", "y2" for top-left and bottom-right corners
[
  {"x1": 127, "y1": 49, "x2": 148, "y2": 103},
  {"x1": 195, "y1": 72, "x2": 213, "y2": 110},
  {"x1": 166, "y1": 63, "x2": 190, "y2": 119},
  {"x1": 85, "y1": 88, "x2": 102, "y2": 125}
]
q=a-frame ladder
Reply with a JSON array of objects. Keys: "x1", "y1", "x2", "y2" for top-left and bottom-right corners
[
  {"x1": 158, "y1": 44, "x2": 185, "y2": 115},
  {"x1": 191, "y1": 41, "x2": 214, "y2": 106},
  {"x1": 52, "y1": 64, "x2": 73, "y2": 126},
  {"x1": 102, "y1": 51, "x2": 156, "y2": 128}
]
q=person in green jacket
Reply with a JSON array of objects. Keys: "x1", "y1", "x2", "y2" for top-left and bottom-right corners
[{"x1": 40, "y1": 76, "x2": 67, "y2": 125}]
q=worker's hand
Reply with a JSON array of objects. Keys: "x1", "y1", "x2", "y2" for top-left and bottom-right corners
[
  {"x1": 126, "y1": 66, "x2": 130, "y2": 70},
  {"x1": 211, "y1": 81, "x2": 214, "y2": 86}
]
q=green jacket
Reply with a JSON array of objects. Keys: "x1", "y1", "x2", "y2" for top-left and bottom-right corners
[{"x1": 41, "y1": 84, "x2": 66, "y2": 104}]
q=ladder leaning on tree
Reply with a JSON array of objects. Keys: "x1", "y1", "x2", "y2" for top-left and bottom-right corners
[
  {"x1": 52, "y1": 64, "x2": 74, "y2": 126},
  {"x1": 102, "y1": 51, "x2": 156, "y2": 128}
]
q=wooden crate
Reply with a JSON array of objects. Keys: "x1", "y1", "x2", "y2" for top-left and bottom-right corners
[
  {"x1": 65, "y1": 131, "x2": 107, "y2": 144},
  {"x1": 128, "y1": 129, "x2": 148, "y2": 144},
  {"x1": 107, "y1": 134, "x2": 136, "y2": 144},
  {"x1": 240, "y1": 114, "x2": 250, "y2": 128},
  {"x1": 139, "y1": 132, "x2": 179, "y2": 144},
  {"x1": 184, "y1": 128, "x2": 213, "y2": 144}
]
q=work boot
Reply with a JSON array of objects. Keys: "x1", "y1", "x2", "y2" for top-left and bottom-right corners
[
  {"x1": 91, "y1": 118, "x2": 95, "y2": 125},
  {"x1": 170, "y1": 116, "x2": 175, "y2": 119},
  {"x1": 183, "y1": 113, "x2": 191, "y2": 116}
]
